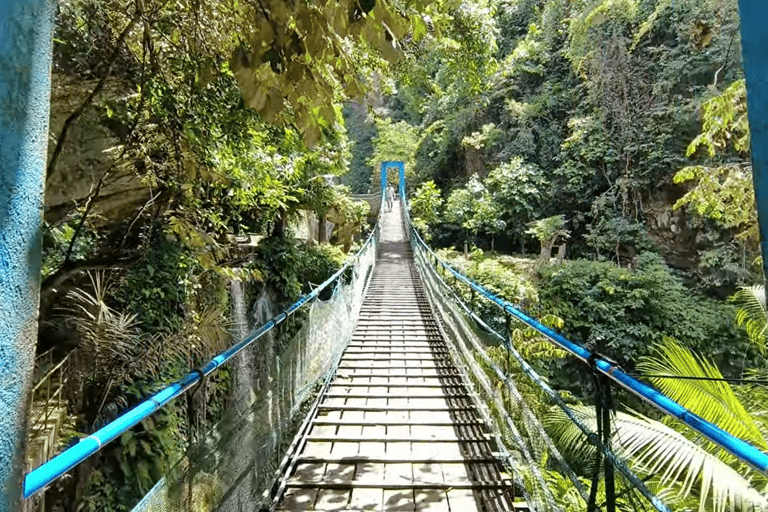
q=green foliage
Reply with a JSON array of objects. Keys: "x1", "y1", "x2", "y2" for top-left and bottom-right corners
[
  {"x1": 410, "y1": 180, "x2": 444, "y2": 226},
  {"x1": 366, "y1": 117, "x2": 420, "y2": 184},
  {"x1": 443, "y1": 174, "x2": 505, "y2": 247},
  {"x1": 250, "y1": 238, "x2": 346, "y2": 303},
  {"x1": 527, "y1": 215, "x2": 569, "y2": 262},
  {"x1": 342, "y1": 103, "x2": 377, "y2": 193},
  {"x1": 527, "y1": 215, "x2": 568, "y2": 245},
  {"x1": 120, "y1": 237, "x2": 198, "y2": 334},
  {"x1": 585, "y1": 194, "x2": 656, "y2": 262},
  {"x1": 78, "y1": 469, "x2": 120, "y2": 512},
  {"x1": 79, "y1": 409, "x2": 185, "y2": 511},
  {"x1": 568, "y1": 0, "x2": 639, "y2": 73},
  {"x1": 686, "y1": 80, "x2": 749, "y2": 159},
  {"x1": 226, "y1": 0, "x2": 439, "y2": 144},
  {"x1": 396, "y1": 0, "x2": 501, "y2": 186},
  {"x1": 410, "y1": 180, "x2": 444, "y2": 242},
  {"x1": 512, "y1": 314, "x2": 568, "y2": 361},
  {"x1": 537, "y1": 254, "x2": 748, "y2": 375},
  {"x1": 545, "y1": 404, "x2": 768, "y2": 512},
  {"x1": 41, "y1": 217, "x2": 100, "y2": 279},
  {"x1": 732, "y1": 285, "x2": 768, "y2": 355},
  {"x1": 672, "y1": 80, "x2": 758, "y2": 284},
  {"x1": 674, "y1": 164, "x2": 756, "y2": 248},
  {"x1": 437, "y1": 248, "x2": 538, "y2": 333},
  {"x1": 485, "y1": 158, "x2": 548, "y2": 244},
  {"x1": 445, "y1": 175, "x2": 485, "y2": 241},
  {"x1": 639, "y1": 338, "x2": 766, "y2": 450}
]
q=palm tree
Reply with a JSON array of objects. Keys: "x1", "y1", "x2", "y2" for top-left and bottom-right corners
[
  {"x1": 732, "y1": 284, "x2": 768, "y2": 355},
  {"x1": 545, "y1": 337, "x2": 768, "y2": 512}
]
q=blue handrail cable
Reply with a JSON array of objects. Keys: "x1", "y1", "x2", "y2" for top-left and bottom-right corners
[
  {"x1": 409, "y1": 233, "x2": 670, "y2": 511},
  {"x1": 401, "y1": 194, "x2": 768, "y2": 476},
  {"x1": 23, "y1": 223, "x2": 380, "y2": 499}
]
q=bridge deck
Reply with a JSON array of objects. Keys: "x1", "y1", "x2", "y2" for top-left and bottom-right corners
[{"x1": 275, "y1": 203, "x2": 518, "y2": 511}]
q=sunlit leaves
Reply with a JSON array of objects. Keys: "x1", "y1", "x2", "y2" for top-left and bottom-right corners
[
  {"x1": 673, "y1": 164, "x2": 756, "y2": 249},
  {"x1": 545, "y1": 405, "x2": 768, "y2": 512},
  {"x1": 366, "y1": 117, "x2": 420, "y2": 181},
  {"x1": 639, "y1": 338, "x2": 767, "y2": 451},
  {"x1": 568, "y1": 0, "x2": 639, "y2": 73},
  {"x1": 732, "y1": 285, "x2": 768, "y2": 355},
  {"x1": 228, "y1": 0, "x2": 436, "y2": 144},
  {"x1": 410, "y1": 180, "x2": 443, "y2": 226}
]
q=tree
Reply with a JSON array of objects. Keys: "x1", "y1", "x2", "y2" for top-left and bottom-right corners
[
  {"x1": 366, "y1": 117, "x2": 420, "y2": 185},
  {"x1": 410, "y1": 181, "x2": 444, "y2": 241},
  {"x1": 229, "y1": 0, "x2": 438, "y2": 145},
  {"x1": 472, "y1": 196, "x2": 506, "y2": 251},
  {"x1": 674, "y1": 81, "x2": 755, "y2": 250},
  {"x1": 527, "y1": 215, "x2": 569, "y2": 263},
  {"x1": 547, "y1": 336, "x2": 768, "y2": 512},
  {"x1": 485, "y1": 157, "x2": 548, "y2": 249},
  {"x1": 732, "y1": 285, "x2": 768, "y2": 356}
]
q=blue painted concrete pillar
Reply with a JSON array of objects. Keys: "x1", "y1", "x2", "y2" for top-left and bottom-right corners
[
  {"x1": 739, "y1": 0, "x2": 768, "y2": 286},
  {"x1": 380, "y1": 162, "x2": 387, "y2": 200},
  {"x1": 0, "y1": 0, "x2": 56, "y2": 508}
]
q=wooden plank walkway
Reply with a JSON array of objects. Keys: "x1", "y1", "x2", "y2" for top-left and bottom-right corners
[{"x1": 275, "y1": 202, "x2": 519, "y2": 511}]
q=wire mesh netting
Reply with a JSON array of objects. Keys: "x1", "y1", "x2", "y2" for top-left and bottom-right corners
[
  {"x1": 410, "y1": 231, "x2": 674, "y2": 512},
  {"x1": 132, "y1": 236, "x2": 377, "y2": 512}
]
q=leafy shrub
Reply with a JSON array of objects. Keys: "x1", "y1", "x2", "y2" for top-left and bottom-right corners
[
  {"x1": 119, "y1": 238, "x2": 198, "y2": 333},
  {"x1": 250, "y1": 237, "x2": 346, "y2": 303},
  {"x1": 537, "y1": 253, "x2": 749, "y2": 379},
  {"x1": 410, "y1": 180, "x2": 443, "y2": 227},
  {"x1": 438, "y1": 249, "x2": 538, "y2": 333}
]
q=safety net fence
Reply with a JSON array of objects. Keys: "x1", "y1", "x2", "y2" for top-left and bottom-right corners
[
  {"x1": 403, "y1": 186, "x2": 768, "y2": 512},
  {"x1": 402, "y1": 201, "x2": 695, "y2": 512},
  {"x1": 128, "y1": 230, "x2": 377, "y2": 512}
]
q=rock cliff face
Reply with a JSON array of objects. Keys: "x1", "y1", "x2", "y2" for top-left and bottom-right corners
[
  {"x1": 45, "y1": 73, "x2": 150, "y2": 228},
  {"x1": 643, "y1": 183, "x2": 742, "y2": 294},
  {"x1": 644, "y1": 184, "x2": 699, "y2": 273}
]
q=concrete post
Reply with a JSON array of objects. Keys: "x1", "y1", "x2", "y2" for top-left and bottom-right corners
[
  {"x1": 0, "y1": 0, "x2": 56, "y2": 507},
  {"x1": 739, "y1": 0, "x2": 768, "y2": 289}
]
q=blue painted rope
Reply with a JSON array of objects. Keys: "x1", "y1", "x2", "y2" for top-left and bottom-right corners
[
  {"x1": 406, "y1": 215, "x2": 768, "y2": 475},
  {"x1": 23, "y1": 225, "x2": 380, "y2": 499}
]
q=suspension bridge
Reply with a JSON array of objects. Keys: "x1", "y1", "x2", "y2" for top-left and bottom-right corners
[{"x1": 17, "y1": 163, "x2": 768, "y2": 512}]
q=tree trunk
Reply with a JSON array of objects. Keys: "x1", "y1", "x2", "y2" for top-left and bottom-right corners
[
  {"x1": 318, "y1": 216, "x2": 327, "y2": 243},
  {"x1": 272, "y1": 209, "x2": 288, "y2": 238},
  {"x1": 556, "y1": 243, "x2": 566, "y2": 263},
  {"x1": 540, "y1": 239, "x2": 556, "y2": 262}
]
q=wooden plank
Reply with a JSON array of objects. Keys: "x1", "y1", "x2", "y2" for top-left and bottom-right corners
[
  {"x1": 306, "y1": 435, "x2": 491, "y2": 443},
  {"x1": 317, "y1": 405, "x2": 474, "y2": 412},
  {"x1": 296, "y1": 455, "x2": 499, "y2": 464},
  {"x1": 285, "y1": 480, "x2": 513, "y2": 490}
]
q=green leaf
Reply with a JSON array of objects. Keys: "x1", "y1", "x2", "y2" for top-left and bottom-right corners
[{"x1": 638, "y1": 337, "x2": 767, "y2": 450}]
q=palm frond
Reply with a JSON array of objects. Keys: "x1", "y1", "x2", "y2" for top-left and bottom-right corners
[
  {"x1": 732, "y1": 285, "x2": 768, "y2": 353},
  {"x1": 637, "y1": 337, "x2": 766, "y2": 450},
  {"x1": 545, "y1": 405, "x2": 768, "y2": 512}
]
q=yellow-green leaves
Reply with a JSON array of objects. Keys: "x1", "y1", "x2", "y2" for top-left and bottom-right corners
[
  {"x1": 687, "y1": 80, "x2": 749, "y2": 159},
  {"x1": 229, "y1": 0, "x2": 434, "y2": 145},
  {"x1": 640, "y1": 337, "x2": 767, "y2": 450},
  {"x1": 674, "y1": 80, "x2": 756, "y2": 250}
]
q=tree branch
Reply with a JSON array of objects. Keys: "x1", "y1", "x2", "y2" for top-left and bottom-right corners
[{"x1": 46, "y1": 10, "x2": 142, "y2": 185}]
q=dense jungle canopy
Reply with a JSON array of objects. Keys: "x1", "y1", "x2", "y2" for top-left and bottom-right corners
[{"x1": 31, "y1": 0, "x2": 768, "y2": 510}]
